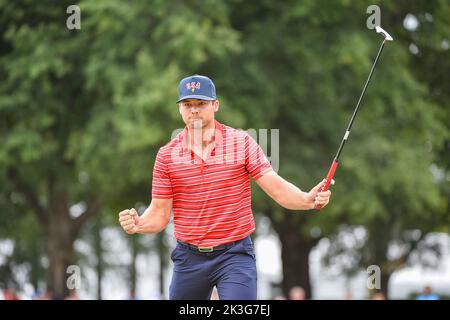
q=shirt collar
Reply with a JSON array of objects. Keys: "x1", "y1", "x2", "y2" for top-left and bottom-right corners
[{"x1": 181, "y1": 120, "x2": 224, "y2": 152}]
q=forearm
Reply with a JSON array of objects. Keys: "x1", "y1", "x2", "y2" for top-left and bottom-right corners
[
  {"x1": 136, "y1": 204, "x2": 170, "y2": 234},
  {"x1": 276, "y1": 180, "x2": 314, "y2": 210},
  {"x1": 257, "y1": 171, "x2": 331, "y2": 211}
]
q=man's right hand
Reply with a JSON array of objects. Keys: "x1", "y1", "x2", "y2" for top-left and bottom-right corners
[{"x1": 119, "y1": 208, "x2": 140, "y2": 234}]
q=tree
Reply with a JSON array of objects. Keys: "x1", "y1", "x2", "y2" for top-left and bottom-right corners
[
  {"x1": 0, "y1": 0, "x2": 239, "y2": 298},
  {"x1": 221, "y1": 0, "x2": 449, "y2": 298},
  {"x1": 1, "y1": 0, "x2": 448, "y2": 300}
]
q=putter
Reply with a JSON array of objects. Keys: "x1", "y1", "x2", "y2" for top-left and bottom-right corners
[{"x1": 315, "y1": 26, "x2": 393, "y2": 210}]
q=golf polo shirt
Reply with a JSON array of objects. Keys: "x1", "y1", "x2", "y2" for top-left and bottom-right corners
[{"x1": 152, "y1": 121, "x2": 273, "y2": 247}]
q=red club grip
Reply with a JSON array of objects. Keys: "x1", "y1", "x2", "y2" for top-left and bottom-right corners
[{"x1": 315, "y1": 160, "x2": 339, "y2": 210}]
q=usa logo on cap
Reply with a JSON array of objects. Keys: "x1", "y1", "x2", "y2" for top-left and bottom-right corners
[{"x1": 186, "y1": 82, "x2": 201, "y2": 93}]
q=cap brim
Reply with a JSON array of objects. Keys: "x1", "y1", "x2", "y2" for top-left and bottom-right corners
[{"x1": 176, "y1": 95, "x2": 216, "y2": 103}]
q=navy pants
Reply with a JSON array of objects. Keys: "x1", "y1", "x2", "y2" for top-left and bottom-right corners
[{"x1": 169, "y1": 236, "x2": 257, "y2": 300}]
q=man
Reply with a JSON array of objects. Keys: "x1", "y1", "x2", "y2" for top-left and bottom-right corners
[
  {"x1": 118, "y1": 74, "x2": 332, "y2": 300},
  {"x1": 288, "y1": 286, "x2": 306, "y2": 300},
  {"x1": 416, "y1": 285, "x2": 439, "y2": 300}
]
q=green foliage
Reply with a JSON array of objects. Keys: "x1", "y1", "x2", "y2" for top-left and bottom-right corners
[
  {"x1": 0, "y1": 0, "x2": 448, "y2": 295},
  {"x1": 0, "y1": 0, "x2": 240, "y2": 292},
  {"x1": 222, "y1": 0, "x2": 449, "y2": 294}
]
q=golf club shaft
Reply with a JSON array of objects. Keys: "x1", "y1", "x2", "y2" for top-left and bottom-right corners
[{"x1": 315, "y1": 39, "x2": 387, "y2": 210}]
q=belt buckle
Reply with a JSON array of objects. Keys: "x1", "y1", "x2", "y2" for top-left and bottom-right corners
[{"x1": 198, "y1": 246, "x2": 213, "y2": 252}]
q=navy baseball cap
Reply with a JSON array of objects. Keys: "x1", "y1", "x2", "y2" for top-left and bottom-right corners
[{"x1": 177, "y1": 75, "x2": 216, "y2": 103}]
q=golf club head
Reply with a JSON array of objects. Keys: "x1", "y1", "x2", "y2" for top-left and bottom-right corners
[{"x1": 375, "y1": 26, "x2": 394, "y2": 41}]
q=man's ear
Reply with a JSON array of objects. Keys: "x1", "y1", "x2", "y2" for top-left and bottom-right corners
[{"x1": 214, "y1": 100, "x2": 220, "y2": 112}]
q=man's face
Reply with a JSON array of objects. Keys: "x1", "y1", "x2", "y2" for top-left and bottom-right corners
[{"x1": 178, "y1": 99, "x2": 219, "y2": 129}]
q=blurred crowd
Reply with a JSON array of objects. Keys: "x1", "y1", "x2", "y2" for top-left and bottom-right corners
[
  {"x1": 1, "y1": 285, "x2": 441, "y2": 300},
  {"x1": 1, "y1": 288, "x2": 78, "y2": 300},
  {"x1": 269, "y1": 284, "x2": 441, "y2": 300}
]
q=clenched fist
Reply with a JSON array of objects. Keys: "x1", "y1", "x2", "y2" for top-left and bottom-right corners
[{"x1": 119, "y1": 208, "x2": 140, "y2": 234}]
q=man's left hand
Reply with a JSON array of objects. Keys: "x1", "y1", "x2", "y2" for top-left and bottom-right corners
[{"x1": 306, "y1": 179, "x2": 334, "y2": 209}]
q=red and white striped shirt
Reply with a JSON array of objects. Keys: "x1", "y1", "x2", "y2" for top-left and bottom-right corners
[{"x1": 152, "y1": 121, "x2": 273, "y2": 247}]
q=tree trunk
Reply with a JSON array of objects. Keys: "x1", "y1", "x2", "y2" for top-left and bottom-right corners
[
  {"x1": 47, "y1": 191, "x2": 74, "y2": 300},
  {"x1": 270, "y1": 213, "x2": 317, "y2": 299},
  {"x1": 379, "y1": 272, "x2": 391, "y2": 298},
  {"x1": 29, "y1": 232, "x2": 43, "y2": 292},
  {"x1": 367, "y1": 218, "x2": 393, "y2": 299}
]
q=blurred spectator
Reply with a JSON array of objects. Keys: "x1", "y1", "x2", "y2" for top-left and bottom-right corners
[
  {"x1": 32, "y1": 289, "x2": 52, "y2": 300},
  {"x1": 371, "y1": 292, "x2": 386, "y2": 300},
  {"x1": 64, "y1": 288, "x2": 80, "y2": 300},
  {"x1": 288, "y1": 286, "x2": 305, "y2": 300},
  {"x1": 3, "y1": 288, "x2": 21, "y2": 300},
  {"x1": 128, "y1": 289, "x2": 138, "y2": 300},
  {"x1": 416, "y1": 285, "x2": 439, "y2": 300},
  {"x1": 344, "y1": 290, "x2": 353, "y2": 300},
  {"x1": 272, "y1": 295, "x2": 287, "y2": 300},
  {"x1": 31, "y1": 290, "x2": 43, "y2": 300}
]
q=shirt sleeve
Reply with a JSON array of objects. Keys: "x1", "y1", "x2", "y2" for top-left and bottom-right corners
[
  {"x1": 151, "y1": 149, "x2": 173, "y2": 199},
  {"x1": 245, "y1": 133, "x2": 273, "y2": 181}
]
